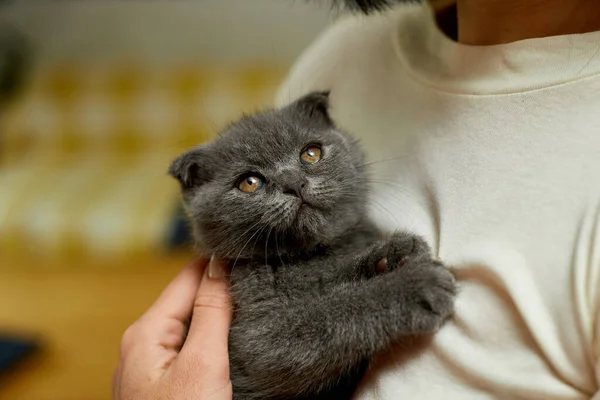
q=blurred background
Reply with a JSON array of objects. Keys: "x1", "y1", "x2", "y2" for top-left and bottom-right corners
[{"x1": 0, "y1": 1, "x2": 335, "y2": 398}]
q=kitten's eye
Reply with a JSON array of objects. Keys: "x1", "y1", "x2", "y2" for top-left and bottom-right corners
[
  {"x1": 238, "y1": 176, "x2": 264, "y2": 193},
  {"x1": 300, "y1": 145, "x2": 322, "y2": 165}
]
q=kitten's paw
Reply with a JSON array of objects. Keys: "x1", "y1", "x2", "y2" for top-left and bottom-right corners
[
  {"x1": 398, "y1": 261, "x2": 456, "y2": 333},
  {"x1": 372, "y1": 233, "x2": 432, "y2": 273}
]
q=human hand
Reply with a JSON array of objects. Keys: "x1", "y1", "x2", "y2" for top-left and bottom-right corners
[{"x1": 112, "y1": 257, "x2": 232, "y2": 400}]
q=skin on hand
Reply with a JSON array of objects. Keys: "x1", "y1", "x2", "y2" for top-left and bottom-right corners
[{"x1": 112, "y1": 257, "x2": 233, "y2": 400}]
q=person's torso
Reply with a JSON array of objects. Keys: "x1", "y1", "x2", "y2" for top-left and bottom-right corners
[{"x1": 277, "y1": 4, "x2": 600, "y2": 398}]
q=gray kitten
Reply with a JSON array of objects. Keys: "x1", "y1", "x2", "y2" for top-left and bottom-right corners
[{"x1": 169, "y1": 92, "x2": 455, "y2": 400}]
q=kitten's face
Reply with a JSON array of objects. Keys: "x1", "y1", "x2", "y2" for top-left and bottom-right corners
[{"x1": 169, "y1": 93, "x2": 368, "y2": 259}]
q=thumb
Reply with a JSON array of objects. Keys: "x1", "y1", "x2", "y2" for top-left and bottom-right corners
[{"x1": 177, "y1": 256, "x2": 232, "y2": 384}]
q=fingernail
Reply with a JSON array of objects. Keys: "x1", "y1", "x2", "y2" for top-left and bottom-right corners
[{"x1": 208, "y1": 255, "x2": 227, "y2": 280}]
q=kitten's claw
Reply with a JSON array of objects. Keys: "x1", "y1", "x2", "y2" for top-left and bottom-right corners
[
  {"x1": 376, "y1": 258, "x2": 388, "y2": 273},
  {"x1": 371, "y1": 233, "x2": 432, "y2": 273}
]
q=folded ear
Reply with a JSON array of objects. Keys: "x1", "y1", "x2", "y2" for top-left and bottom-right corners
[
  {"x1": 168, "y1": 146, "x2": 213, "y2": 189},
  {"x1": 287, "y1": 91, "x2": 332, "y2": 126}
]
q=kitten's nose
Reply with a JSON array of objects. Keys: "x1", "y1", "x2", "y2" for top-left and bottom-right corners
[{"x1": 282, "y1": 180, "x2": 307, "y2": 198}]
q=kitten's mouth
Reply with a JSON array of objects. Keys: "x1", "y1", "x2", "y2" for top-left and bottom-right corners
[
  {"x1": 300, "y1": 196, "x2": 321, "y2": 210},
  {"x1": 297, "y1": 201, "x2": 311, "y2": 213},
  {"x1": 288, "y1": 197, "x2": 325, "y2": 223},
  {"x1": 293, "y1": 200, "x2": 314, "y2": 219}
]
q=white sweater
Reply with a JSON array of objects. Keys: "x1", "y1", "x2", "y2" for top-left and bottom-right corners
[{"x1": 276, "y1": 3, "x2": 600, "y2": 399}]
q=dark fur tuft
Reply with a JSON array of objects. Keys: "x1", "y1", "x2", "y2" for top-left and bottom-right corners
[{"x1": 330, "y1": 0, "x2": 421, "y2": 14}]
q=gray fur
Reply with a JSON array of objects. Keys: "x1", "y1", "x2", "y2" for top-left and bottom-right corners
[{"x1": 169, "y1": 92, "x2": 455, "y2": 400}]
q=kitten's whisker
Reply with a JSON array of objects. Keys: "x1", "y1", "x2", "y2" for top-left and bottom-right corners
[
  {"x1": 275, "y1": 230, "x2": 285, "y2": 267},
  {"x1": 223, "y1": 204, "x2": 286, "y2": 255},
  {"x1": 249, "y1": 224, "x2": 269, "y2": 262},
  {"x1": 369, "y1": 198, "x2": 400, "y2": 226},
  {"x1": 367, "y1": 179, "x2": 419, "y2": 198},
  {"x1": 224, "y1": 219, "x2": 265, "y2": 258},
  {"x1": 357, "y1": 154, "x2": 413, "y2": 169},
  {"x1": 312, "y1": 189, "x2": 357, "y2": 196},
  {"x1": 264, "y1": 227, "x2": 274, "y2": 268},
  {"x1": 367, "y1": 186, "x2": 424, "y2": 225},
  {"x1": 232, "y1": 216, "x2": 269, "y2": 246},
  {"x1": 230, "y1": 222, "x2": 269, "y2": 281},
  {"x1": 367, "y1": 179, "x2": 428, "y2": 219},
  {"x1": 230, "y1": 220, "x2": 269, "y2": 275},
  {"x1": 367, "y1": 192, "x2": 423, "y2": 228}
]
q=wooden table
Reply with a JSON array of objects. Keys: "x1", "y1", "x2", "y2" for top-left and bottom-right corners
[{"x1": 0, "y1": 254, "x2": 192, "y2": 400}]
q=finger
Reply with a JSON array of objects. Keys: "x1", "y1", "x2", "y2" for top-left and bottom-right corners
[
  {"x1": 178, "y1": 257, "x2": 232, "y2": 377},
  {"x1": 118, "y1": 258, "x2": 209, "y2": 382},
  {"x1": 145, "y1": 257, "x2": 209, "y2": 322}
]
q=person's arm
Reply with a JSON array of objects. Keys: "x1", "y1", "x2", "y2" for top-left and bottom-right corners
[{"x1": 112, "y1": 257, "x2": 232, "y2": 400}]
